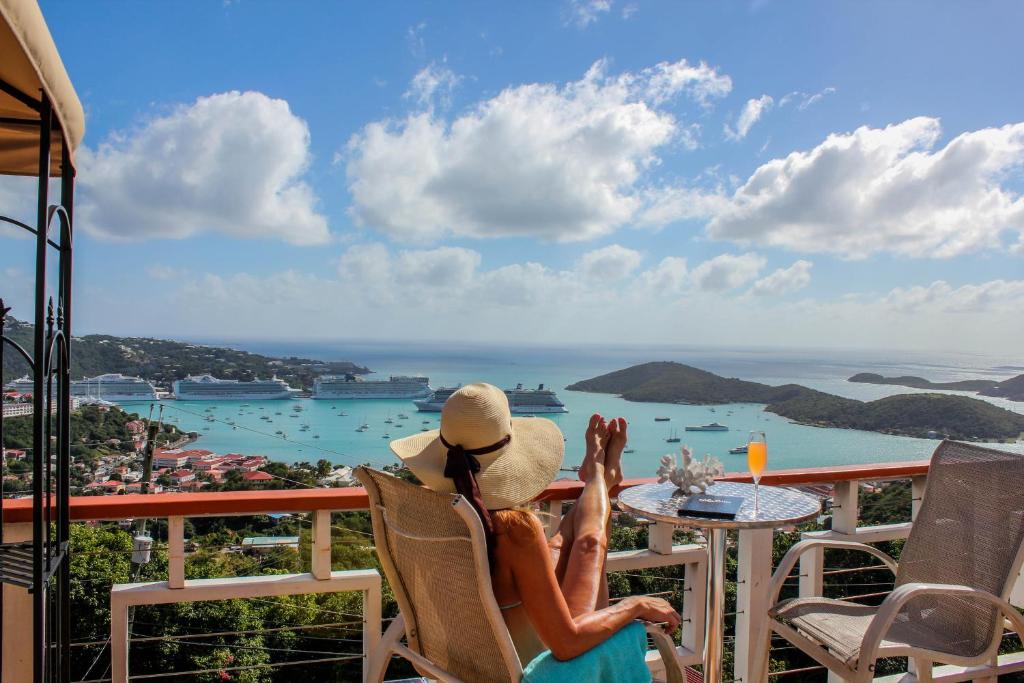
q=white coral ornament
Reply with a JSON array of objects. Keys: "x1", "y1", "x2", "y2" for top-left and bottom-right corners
[{"x1": 657, "y1": 446, "x2": 725, "y2": 494}]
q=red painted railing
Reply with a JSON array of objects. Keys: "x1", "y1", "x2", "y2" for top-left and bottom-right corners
[{"x1": 1, "y1": 460, "x2": 930, "y2": 523}]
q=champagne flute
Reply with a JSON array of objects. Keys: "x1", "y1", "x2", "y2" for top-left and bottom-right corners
[{"x1": 748, "y1": 432, "x2": 767, "y2": 517}]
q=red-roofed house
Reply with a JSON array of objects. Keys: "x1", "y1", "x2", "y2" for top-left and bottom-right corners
[
  {"x1": 125, "y1": 482, "x2": 164, "y2": 494},
  {"x1": 169, "y1": 469, "x2": 196, "y2": 485},
  {"x1": 125, "y1": 420, "x2": 146, "y2": 435},
  {"x1": 241, "y1": 471, "x2": 273, "y2": 483},
  {"x1": 154, "y1": 451, "x2": 189, "y2": 469},
  {"x1": 84, "y1": 480, "x2": 125, "y2": 494},
  {"x1": 192, "y1": 457, "x2": 227, "y2": 472}
]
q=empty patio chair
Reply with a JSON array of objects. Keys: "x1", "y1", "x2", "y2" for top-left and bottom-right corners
[
  {"x1": 355, "y1": 466, "x2": 685, "y2": 683},
  {"x1": 763, "y1": 440, "x2": 1024, "y2": 682}
]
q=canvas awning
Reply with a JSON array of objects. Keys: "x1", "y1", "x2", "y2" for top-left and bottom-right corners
[{"x1": 0, "y1": 0, "x2": 84, "y2": 176}]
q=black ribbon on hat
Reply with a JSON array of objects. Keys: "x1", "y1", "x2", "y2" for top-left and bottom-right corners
[{"x1": 440, "y1": 432, "x2": 511, "y2": 568}]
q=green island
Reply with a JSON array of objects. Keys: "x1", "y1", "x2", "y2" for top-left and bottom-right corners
[
  {"x1": 567, "y1": 361, "x2": 1024, "y2": 441},
  {"x1": 848, "y1": 371, "x2": 1024, "y2": 402},
  {"x1": 1, "y1": 317, "x2": 369, "y2": 391},
  {"x1": 848, "y1": 372, "x2": 998, "y2": 392}
]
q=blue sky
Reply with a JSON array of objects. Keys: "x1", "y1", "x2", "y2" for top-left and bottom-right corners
[{"x1": 2, "y1": 0, "x2": 1022, "y2": 354}]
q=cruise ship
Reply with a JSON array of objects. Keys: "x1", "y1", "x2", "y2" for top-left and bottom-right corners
[
  {"x1": 172, "y1": 375, "x2": 296, "y2": 401},
  {"x1": 414, "y1": 383, "x2": 568, "y2": 414},
  {"x1": 4, "y1": 373, "x2": 157, "y2": 402},
  {"x1": 312, "y1": 374, "x2": 431, "y2": 400}
]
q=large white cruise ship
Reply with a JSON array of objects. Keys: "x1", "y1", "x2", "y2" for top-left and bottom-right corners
[
  {"x1": 414, "y1": 383, "x2": 568, "y2": 414},
  {"x1": 4, "y1": 373, "x2": 157, "y2": 402},
  {"x1": 172, "y1": 375, "x2": 296, "y2": 401},
  {"x1": 312, "y1": 374, "x2": 431, "y2": 400}
]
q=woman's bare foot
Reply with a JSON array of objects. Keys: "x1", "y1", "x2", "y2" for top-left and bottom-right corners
[
  {"x1": 579, "y1": 413, "x2": 608, "y2": 483},
  {"x1": 604, "y1": 417, "x2": 628, "y2": 490}
]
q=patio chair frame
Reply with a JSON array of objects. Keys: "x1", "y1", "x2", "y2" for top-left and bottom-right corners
[{"x1": 761, "y1": 442, "x2": 1024, "y2": 683}]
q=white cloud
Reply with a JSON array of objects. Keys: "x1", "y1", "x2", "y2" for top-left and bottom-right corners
[
  {"x1": 707, "y1": 117, "x2": 1024, "y2": 258},
  {"x1": 405, "y1": 63, "x2": 461, "y2": 109},
  {"x1": 637, "y1": 256, "x2": 688, "y2": 293},
  {"x1": 724, "y1": 95, "x2": 773, "y2": 141},
  {"x1": 749, "y1": 259, "x2": 812, "y2": 296},
  {"x1": 346, "y1": 59, "x2": 730, "y2": 243},
  {"x1": 883, "y1": 279, "x2": 1024, "y2": 314},
  {"x1": 621, "y1": 3, "x2": 638, "y2": 19},
  {"x1": 477, "y1": 262, "x2": 578, "y2": 306},
  {"x1": 636, "y1": 185, "x2": 728, "y2": 227},
  {"x1": 77, "y1": 91, "x2": 330, "y2": 245},
  {"x1": 780, "y1": 86, "x2": 837, "y2": 110},
  {"x1": 396, "y1": 246, "x2": 482, "y2": 288},
  {"x1": 578, "y1": 244, "x2": 643, "y2": 281},
  {"x1": 690, "y1": 252, "x2": 765, "y2": 291},
  {"x1": 638, "y1": 60, "x2": 732, "y2": 108},
  {"x1": 565, "y1": 0, "x2": 613, "y2": 27}
]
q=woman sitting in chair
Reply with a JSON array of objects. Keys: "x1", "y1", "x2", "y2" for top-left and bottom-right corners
[{"x1": 390, "y1": 383, "x2": 681, "y2": 681}]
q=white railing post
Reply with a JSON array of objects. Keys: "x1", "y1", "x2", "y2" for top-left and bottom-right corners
[
  {"x1": 362, "y1": 571, "x2": 383, "y2": 683},
  {"x1": 648, "y1": 521, "x2": 674, "y2": 555},
  {"x1": 831, "y1": 481, "x2": 859, "y2": 534},
  {"x1": 826, "y1": 481, "x2": 859, "y2": 683},
  {"x1": 682, "y1": 558, "x2": 707, "y2": 659},
  {"x1": 735, "y1": 528, "x2": 773, "y2": 683},
  {"x1": 168, "y1": 516, "x2": 185, "y2": 589},
  {"x1": 110, "y1": 589, "x2": 129, "y2": 683},
  {"x1": 798, "y1": 545, "x2": 823, "y2": 598},
  {"x1": 312, "y1": 509, "x2": 332, "y2": 580}
]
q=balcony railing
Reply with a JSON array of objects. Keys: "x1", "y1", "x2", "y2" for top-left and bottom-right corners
[{"x1": 4, "y1": 458, "x2": 1024, "y2": 683}]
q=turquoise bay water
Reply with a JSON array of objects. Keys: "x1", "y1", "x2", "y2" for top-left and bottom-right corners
[{"x1": 118, "y1": 343, "x2": 1024, "y2": 477}]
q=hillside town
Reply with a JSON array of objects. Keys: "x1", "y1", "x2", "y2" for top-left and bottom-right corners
[{"x1": 2, "y1": 390, "x2": 354, "y2": 496}]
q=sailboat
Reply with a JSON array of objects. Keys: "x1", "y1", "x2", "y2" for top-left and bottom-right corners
[{"x1": 665, "y1": 428, "x2": 681, "y2": 443}]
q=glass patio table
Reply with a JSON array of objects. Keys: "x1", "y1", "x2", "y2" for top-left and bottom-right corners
[{"x1": 617, "y1": 481, "x2": 821, "y2": 683}]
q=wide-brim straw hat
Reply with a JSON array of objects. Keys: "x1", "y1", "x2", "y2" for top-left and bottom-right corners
[{"x1": 390, "y1": 383, "x2": 564, "y2": 510}]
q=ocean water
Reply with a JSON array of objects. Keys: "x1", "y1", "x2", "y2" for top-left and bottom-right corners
[{"x1": 118, "y1": 342, "x2": 1024, "y2": 477}]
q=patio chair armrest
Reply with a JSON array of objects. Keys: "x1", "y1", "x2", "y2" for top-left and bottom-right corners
[
  {"x1": 859, "y1": 582, "x2": 1024, "y2": 664},
  {"x1": 644, "y1": 624, "x2": 685, "y2": 683},
  {"x1": 768, "y1": 539, "x2": 898, "y2": 607}
]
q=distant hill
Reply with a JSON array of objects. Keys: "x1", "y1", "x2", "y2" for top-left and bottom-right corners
[
  {"x1": 568, "y1": 361, "x2": 1024, "y2": 441},
  {"x1": 1, "y1": 317, "x2": 369, "y2": 391},
  {"x1": 849, "y1": 371, "x2": 1024, "y2": 402},
  {"x1": 848, "y1": 372, "x2": 998, "y2": 392},
  {"x1": 980, "y1": 374, "x2": 1024, "y2": 402},
  {"x1": 566, "y1": 361, "x2": 784, "y2": 404}
]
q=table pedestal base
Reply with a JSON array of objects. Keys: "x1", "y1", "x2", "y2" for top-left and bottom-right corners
[{"x1": 703, "y1": 527, "x2": 727, "y2": 683}]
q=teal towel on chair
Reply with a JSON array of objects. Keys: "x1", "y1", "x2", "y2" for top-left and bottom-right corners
[{"x1": 522, "y1": 621, "x2": 652, "y2": 683}]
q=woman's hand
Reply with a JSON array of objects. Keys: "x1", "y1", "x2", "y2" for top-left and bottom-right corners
[{"x1": 625, "y1": 596, "x2": 681, "y2": 633}]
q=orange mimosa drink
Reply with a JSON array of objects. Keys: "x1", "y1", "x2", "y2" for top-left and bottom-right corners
[{"x1": 747, "y1": 441, "x2": 767, "y2": 480}]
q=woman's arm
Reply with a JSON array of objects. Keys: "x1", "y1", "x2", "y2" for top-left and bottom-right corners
[{"x1": 502, "y1": 512, "x2": 680, "y2": 661}]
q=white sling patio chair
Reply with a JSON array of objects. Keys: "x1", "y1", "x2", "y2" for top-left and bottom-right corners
[
  {"x1": 763, "y1": 440, "x2": 1024, "y2": 682},
  {"x1": 355, "y1": 466, "x2": 685, "y2": 683}
]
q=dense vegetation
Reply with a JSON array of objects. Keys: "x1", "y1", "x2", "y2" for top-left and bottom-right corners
[
  {"x1": 848, "y1": 372, "x2": 998, "y2": 392},
  {"x1": 1, "y1": 317, "x2": 369, "y2": 391},
  {"x1": 568, "y1": 362, "x2": 1024, "y2": 440}
]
